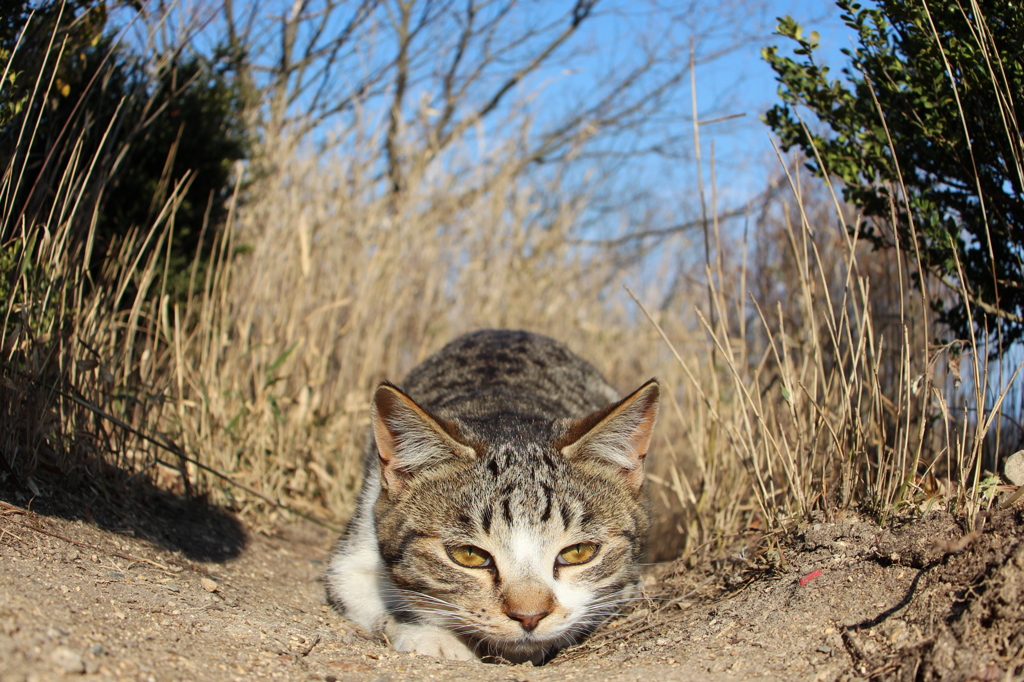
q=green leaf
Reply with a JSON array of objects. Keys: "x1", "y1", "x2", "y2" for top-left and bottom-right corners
[
  {"x1": 266, "y1": 341, "x2": 299, "y2": 376},
  {"x1": 761, "y1": 0, "x2": 1024, "y2": 350}
]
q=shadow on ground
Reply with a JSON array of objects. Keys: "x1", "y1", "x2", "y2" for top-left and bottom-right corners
[{"x1": 0, "y1": 458, "x2": 246, "y2": 562}]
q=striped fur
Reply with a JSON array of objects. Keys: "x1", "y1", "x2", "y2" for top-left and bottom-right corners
[{"x1": 327, "y1": 330, "x2": 658, "y2": 663}]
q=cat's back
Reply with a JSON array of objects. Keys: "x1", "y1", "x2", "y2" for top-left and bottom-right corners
[{"x1": 400, "y1": 329, "x2": 620, "y2": 422}]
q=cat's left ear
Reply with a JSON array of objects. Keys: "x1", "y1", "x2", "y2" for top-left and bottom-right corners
[
  {"x1": 371, "y1": 382, "x2": 477, "y2": 495},
  {"x1": 559, "y1": 379, "x2": 659, "y2": 491}
]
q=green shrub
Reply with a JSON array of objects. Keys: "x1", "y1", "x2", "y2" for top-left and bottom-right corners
[
  {"x1": 1, "y1": 1, "x2": 251, "y2": 301},
  {"x1": 764, "y1": 0, "x2": 1024, "y2": 349}
]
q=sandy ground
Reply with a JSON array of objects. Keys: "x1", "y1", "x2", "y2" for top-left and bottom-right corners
[{"x1": 1, "y1": 483, "x2": 1022, "y2": 682}]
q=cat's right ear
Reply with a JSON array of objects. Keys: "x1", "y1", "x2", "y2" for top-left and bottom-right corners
[
  {"x1": 371, "y1": 383, "x2": 476, "y2": 495},
  {"x1": 559, "y1": 379, "x2": 659, "y2": 491}
]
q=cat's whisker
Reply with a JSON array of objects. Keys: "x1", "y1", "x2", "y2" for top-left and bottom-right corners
[
  {"x1": 551, "y1": 628, "x2": 589, "y2": 653},
  {"x1": 585, "y1": 594, "x2": 662, "y2": 609},
  {"x1": 394, "y1": 597, "x2": 462, "y2": 611},
  {"x1": 410, "y1": 607, "x2": 473, "y2": 621},
  {"x1": 384, "y1": 587, "x2": 466, "y2": 606},
  {"x1": 578, "y1": 605, "x2": 630, "y2": 616},
  {"x1": 409, "y1": 610, "x2": 466, "y2": 621},
  {"x1": 393, "y1": 588, "x2": 461, "y2": 605},
  {"x1": 584, "y1": 601, "x2": 652, "y2": 613},
  {"x1": 588, "y1": 594, "x2": 643, "y2": 604},
  {"x1": 386, "y1": 589, "x2": 476, "y2": 618},
  {"x1": 578, "y1": 611, "x2": 630, "y2": 619},
  {"x1": 470, "y1": 635, "x2": 490, "y2": 658},
  {"x1": 448, "y1": 626, "x2": 483, "y2": 637}
]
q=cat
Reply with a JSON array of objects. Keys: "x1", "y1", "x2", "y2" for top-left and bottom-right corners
[{"x1": 326, "y1": 329, "x2": 659, "y2": 663}]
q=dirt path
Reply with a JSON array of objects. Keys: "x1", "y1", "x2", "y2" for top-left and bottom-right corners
[{"x1": 1, "y1": 492, "x2": 1022, "y2": 681}]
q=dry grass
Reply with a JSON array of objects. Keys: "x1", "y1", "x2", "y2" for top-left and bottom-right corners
[{"x1": 1, "y1": 4, "x2": 1017, "y2": 564}]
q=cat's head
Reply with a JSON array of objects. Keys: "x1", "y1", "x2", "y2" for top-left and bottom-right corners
[{"x1": 370, "y1": 379, "x2": 659, "y2": 662}]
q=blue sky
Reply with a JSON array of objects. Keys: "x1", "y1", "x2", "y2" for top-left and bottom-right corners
[
  {"x1": 589, "y1": 0, "x2": 854, "y2": 215},
  {"x1": 691, "y1": 1, "x2": 847, "y2": 190},
  {"x1": 521, "y1": 0, "x2": 856, "y2": 244},
  {"x1": 113, "y1": 0, "x2": 855, "y2": 234}
]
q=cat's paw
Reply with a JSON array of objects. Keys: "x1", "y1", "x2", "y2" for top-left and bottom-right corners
[{"x1": 386, "y1": 623, "x2": 477, "y2": 661}]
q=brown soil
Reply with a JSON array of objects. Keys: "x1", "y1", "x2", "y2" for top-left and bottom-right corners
[{"x1": 1, "y1": 483, "x2": 1022, "y2": 682}]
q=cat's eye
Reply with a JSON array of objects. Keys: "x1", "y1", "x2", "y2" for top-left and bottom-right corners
[
  {"x1": 557, "y1": 542, "x2": 598, "y2": 566},
  {"x1": 447, "y1": 545, "x2": 493, "y2": 568}
]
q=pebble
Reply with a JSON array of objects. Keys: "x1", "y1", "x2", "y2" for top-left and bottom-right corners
[
  {"x1": 1004, "y1": 451, "x2": 1024, "y2": 486},
  {"x1": 200, "y1": 578, "x2": 218, "y2": 593},
  {"x1": 50, "y1": 646, "x2": 85, "y2": 674},
  {"x1": 165, "y1": 583, "x2": 181, "y2": 593}
]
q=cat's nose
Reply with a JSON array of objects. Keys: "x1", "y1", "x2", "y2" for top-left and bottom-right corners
[{"x1": 506, "y1": 609, "x2": 550, "y2": 632}]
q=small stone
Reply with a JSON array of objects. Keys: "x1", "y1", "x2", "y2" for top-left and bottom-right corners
[
  {"x1": 165, "y1": 583, "x2": 181, "y2": 593},
  {"x1": 200, "y1": 578, "x2": 218, "y2": 593},
  {"x1": 50, "y1": 646, "x2": 85, "y2": 674},
  {"x1": 90, "y1": 643, "x2": 104, "y2": 656},
  {"x1": 1004, "y1": 451, "x2": 1024, "y2": 486}
]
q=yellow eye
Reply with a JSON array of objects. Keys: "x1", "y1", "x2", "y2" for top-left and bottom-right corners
[
  {"x1": 447, "y1": 545, "x2": 493, "y2": 568},
  {"x1": 557, "y1": 542, "x2": 598, "y2": 566}
]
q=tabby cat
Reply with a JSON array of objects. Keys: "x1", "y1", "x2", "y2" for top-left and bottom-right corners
[{"x1": 326, "y1": 329, "x2": 659, "y2": 663}]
